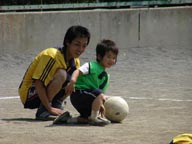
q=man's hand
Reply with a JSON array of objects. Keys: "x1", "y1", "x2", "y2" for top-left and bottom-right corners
[{"x1": 49, "y1": 107, "x2": 64, "y2": 116}]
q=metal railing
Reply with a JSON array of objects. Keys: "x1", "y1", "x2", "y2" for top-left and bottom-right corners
[{"x1": 0, "y1": 0, "x2": 192, "y2": 12}]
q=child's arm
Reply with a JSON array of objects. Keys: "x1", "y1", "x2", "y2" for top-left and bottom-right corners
[
  {"x1": 65, "y1": 62, "x2": 89, "y2": 96},
  {"x1": 65, "y1": 69, "x2": 82, "y2": 96}
]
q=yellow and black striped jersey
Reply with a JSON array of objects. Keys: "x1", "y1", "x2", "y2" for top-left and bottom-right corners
[{"x1": 18, "y1": 47, "x2": 80, "y2": 104}]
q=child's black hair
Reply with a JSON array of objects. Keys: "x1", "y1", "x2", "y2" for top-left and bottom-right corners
[{"x1": 96, "y1": 39, "x2": 119, "y2": 62}]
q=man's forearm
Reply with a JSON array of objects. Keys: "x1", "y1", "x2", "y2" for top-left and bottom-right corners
[{"x1": 34, "y1": 79, "x2": 51, "y2": 111}]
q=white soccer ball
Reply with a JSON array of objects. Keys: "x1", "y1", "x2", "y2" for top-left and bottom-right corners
[{"x1": 104, "y1": 96, "x2": 129, "y2": 123}]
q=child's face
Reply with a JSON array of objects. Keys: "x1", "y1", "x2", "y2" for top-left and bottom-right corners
[
  {"x1": 100, "y1": 51, "x2": 117, "y2": 68},
  {"x1": 66, "y1": 37, "x2": 88, "y2": 59}
]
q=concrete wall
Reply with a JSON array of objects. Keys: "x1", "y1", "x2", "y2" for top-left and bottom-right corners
[{"x1": 0, "y1": 6, "x2": 192, "y2": 56}]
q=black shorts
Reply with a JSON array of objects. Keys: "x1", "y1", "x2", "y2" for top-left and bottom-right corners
[{"x1": 70, "y1": 89, "x2": 102, "y2": 118}]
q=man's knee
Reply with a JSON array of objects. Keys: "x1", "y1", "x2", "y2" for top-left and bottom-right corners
[{"x1": 54, "y1": 69, "x2": 67, "y2": 84}]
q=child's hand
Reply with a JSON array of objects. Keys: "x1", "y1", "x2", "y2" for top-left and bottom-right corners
[
  {"x1": 65, "y1": 81, "x2": 75, "y2": 96},
  {"x1": 99, "y1": 105, "x2": 106, "y2": 118}
]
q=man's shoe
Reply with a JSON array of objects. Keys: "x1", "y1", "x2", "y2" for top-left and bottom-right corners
[
  {"x1": 53, "y1": 111, "x2": 72, "y2": 124},
  {"x1": 52, "y1": 99, "x2": 64, "y2": 110},
  {"x1": 89, "y1": 117, "x2": 111, "y2": 126},
  {"x1": 35, "y1": 104, "x2": 53, "y2": 121}
]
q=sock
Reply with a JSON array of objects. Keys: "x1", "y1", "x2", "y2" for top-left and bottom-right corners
[{"x1": 90, "y1": 110, "x2": 99, "y2": 120}]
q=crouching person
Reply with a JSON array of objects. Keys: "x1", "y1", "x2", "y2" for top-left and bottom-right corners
[{"x1": 18, "y1": 25, "x2": 90, "y2": 120}]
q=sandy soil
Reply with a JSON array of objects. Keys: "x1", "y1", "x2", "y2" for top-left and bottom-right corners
[{"x1": 0, "y1": 46, "x2": 192, "y2": 144}]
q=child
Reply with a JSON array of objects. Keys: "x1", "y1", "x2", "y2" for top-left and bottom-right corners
[
  {"x1": 53, "y1": 39, "x2": 119, "y2": 126},
  {"x1": 18, "y1": 25, "x2": 90, "y2": 120}
]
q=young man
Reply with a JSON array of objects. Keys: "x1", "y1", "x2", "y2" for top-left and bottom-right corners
[
  {"x1": 18, "y1": 25, "x2": 91, "y2": 120},
  {"x1": 53, "y1": 39, "x2": 119, "y2": 126}
]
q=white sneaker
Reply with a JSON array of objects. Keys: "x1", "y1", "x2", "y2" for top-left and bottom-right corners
[{"x1": 89, "y1": 117, "x2": 111, "y2": 126}]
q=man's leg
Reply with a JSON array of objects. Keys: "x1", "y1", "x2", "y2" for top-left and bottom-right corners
[
  {"x1": 36, "y1": 69, "x2": 67, "y2": 120},
  {"x1": 51, "y1": 70, "x2": 71, "y2": 109},
  {"x1": 52, "y1": 89, "x2": 65, "y2": 110},
  {"x1": 47, "y1": 69, "x2": 67, "y2": 101}
]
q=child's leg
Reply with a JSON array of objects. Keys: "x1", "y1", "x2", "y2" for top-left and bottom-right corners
[
  {"x1": 89, "y1": 93, "x2": 111, "y2": 126},
  {"x1": 92, "y1": 93, "x2": 105, "y2": 111},
  {"x1": 70, "y1": 89, "x2": 110, "y2": 126},
  {"x1": 70, "y1": 89, "x2": 99, "y2": 118},
  {"x1": 90, "y1": 93, "x2": 105, "y2": 120}
]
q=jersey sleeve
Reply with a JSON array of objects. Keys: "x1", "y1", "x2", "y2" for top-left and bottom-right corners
[
  {"x1": 32, "y1": 55, "x2": 56, "y2": 86},
  {"x1": 74, "y1": 58, "x2": 80, "y2": 68}
]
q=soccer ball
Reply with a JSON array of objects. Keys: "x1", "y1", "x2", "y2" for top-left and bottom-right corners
[{"x1": 104, "y1": 96, "x2": 129, "y2": 123}]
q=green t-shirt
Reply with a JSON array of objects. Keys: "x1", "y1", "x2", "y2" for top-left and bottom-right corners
[{"x1": 75, "y1": 61, "x2": 109, "y2": 93}]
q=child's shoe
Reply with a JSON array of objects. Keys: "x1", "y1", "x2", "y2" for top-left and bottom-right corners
[{"x1": 89, "y1": 117, "x2": 111, "y2": 126}]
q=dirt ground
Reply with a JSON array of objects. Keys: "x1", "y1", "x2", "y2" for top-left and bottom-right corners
[{"x1": 0, "y1": 45, "x2": 192, "y2": 144}]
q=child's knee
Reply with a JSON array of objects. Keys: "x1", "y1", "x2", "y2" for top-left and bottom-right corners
[{"x1": 97, "y1": 93, "x2": 106, "y2": 101}]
